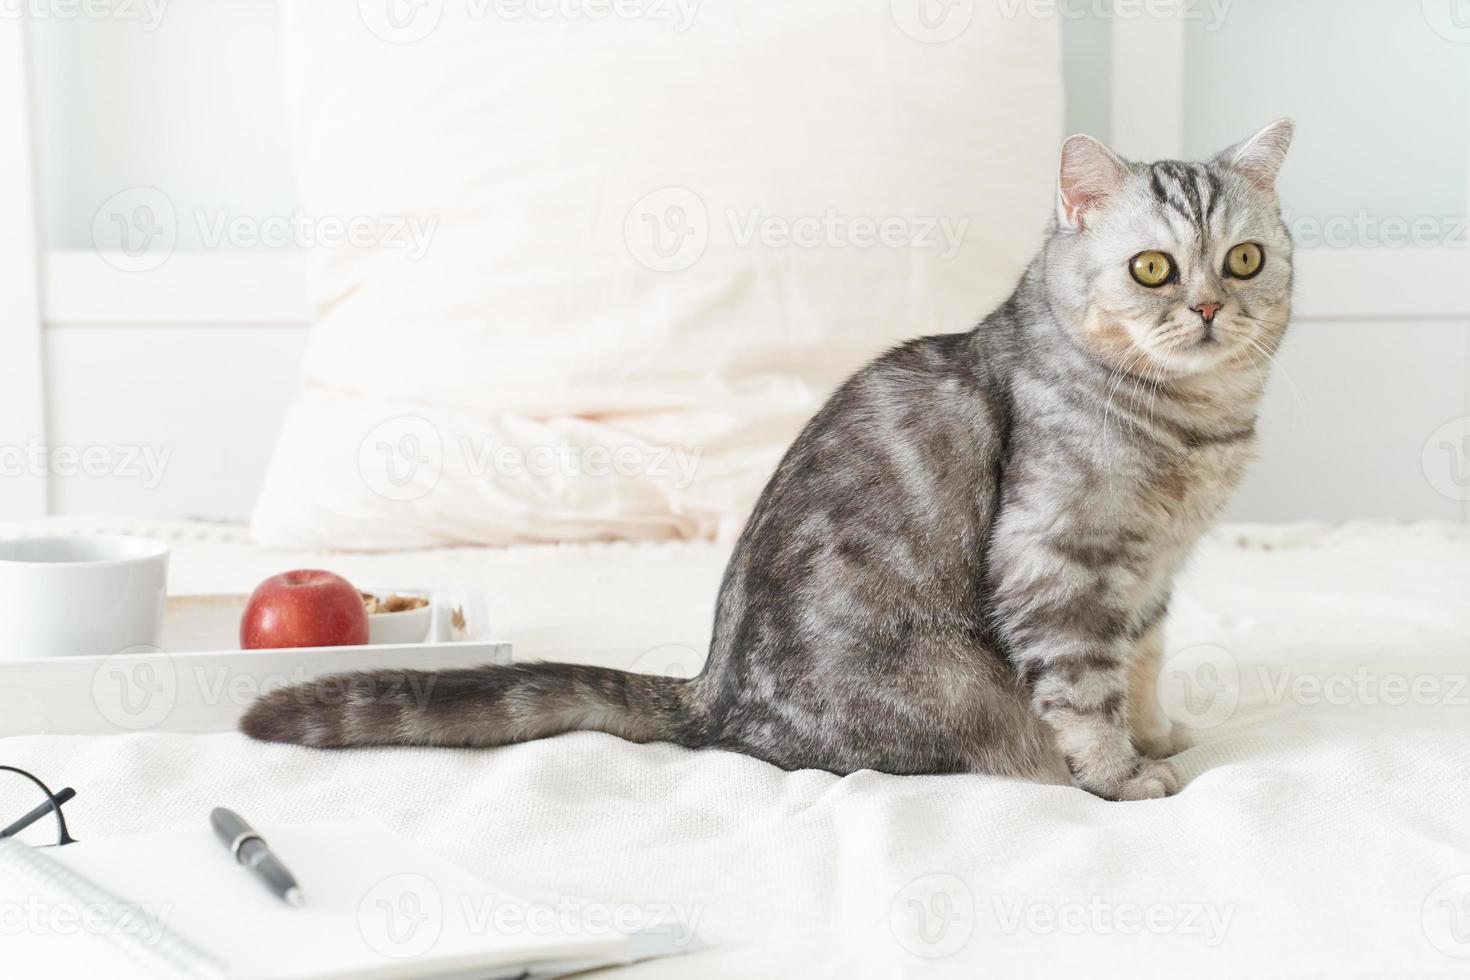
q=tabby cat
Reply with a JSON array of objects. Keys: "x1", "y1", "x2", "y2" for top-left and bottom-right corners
[{"x1": 243, "y1": 120, "x2": 1294, "y2": 800}]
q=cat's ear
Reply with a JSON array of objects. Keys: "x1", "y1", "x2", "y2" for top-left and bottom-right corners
[
  {"x1": 1056, "y1": 135, "x2": 1127, "y2": 231},
  {"x1": 1215, "y1": 118, "x2": 1295, "y2": 193}
]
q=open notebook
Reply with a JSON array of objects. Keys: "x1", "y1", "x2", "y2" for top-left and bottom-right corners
[{"x1": 0, "y1": 821, "x2": 690, "y2": 979}]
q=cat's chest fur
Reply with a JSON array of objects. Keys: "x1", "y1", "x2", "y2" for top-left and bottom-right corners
[
  {"x1": 991, "y1": 401, "x2": 1258, "y2": 619},
  {"x1": 1115, "y1": 432, "x2": 1255, "y2": 541}
]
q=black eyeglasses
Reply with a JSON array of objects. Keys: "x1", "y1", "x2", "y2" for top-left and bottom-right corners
[{"x1": 0, "y1": 765, "x2": 77, "y2": 847}]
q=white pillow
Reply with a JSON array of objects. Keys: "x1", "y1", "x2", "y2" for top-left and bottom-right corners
[{"x1": 251, "y1": 2, "x2": 1063, "y2": 549}]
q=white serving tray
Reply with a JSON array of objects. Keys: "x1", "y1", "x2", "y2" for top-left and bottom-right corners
[{"x1": 0, "y1": 593, "x2": 511, "y2": 736}]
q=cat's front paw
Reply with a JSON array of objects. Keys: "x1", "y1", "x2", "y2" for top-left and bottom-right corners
[{"x1": 1108, "y1": 760, "x2": 1180, "y2": 801}]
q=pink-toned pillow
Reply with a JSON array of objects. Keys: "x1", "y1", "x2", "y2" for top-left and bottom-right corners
[{"x1": 252, "y1": 2, "x2": 1062, "y2": 548}]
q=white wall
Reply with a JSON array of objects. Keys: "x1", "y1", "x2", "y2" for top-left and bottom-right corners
[
  {"x1": 10, "y1": 0, "x2": 1470, "y2": 525},
  {"x1": 24, "y1": 0, "x2": 302, "y2": 522},
  {"x1": 29, "y1": 0, "x2": 296, "y2": 252}
]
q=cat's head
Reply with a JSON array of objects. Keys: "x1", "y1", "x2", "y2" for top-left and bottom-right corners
[{"x1": 1043, "y1": 119, "x2": 1294, "y2": 377}]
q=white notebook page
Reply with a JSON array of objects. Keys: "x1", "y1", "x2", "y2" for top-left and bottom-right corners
[{"x1": 0, "y1": 821, "x2": 626, "y2": 980}]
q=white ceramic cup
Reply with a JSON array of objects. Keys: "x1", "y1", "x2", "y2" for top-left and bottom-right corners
[{"x1": 0, "y1": 535, "x2": 169, "y2": 660}]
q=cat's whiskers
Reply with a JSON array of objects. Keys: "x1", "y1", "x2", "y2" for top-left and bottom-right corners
[
  {"x1": 1099, "y1": 344, "x2": 1151, "y2": 451},
  {"x1": 1143, "y1": 359, "x2": 1165, "y2": 422},
  {"x1": 1238, "y1": 312, "x2": 1291, "y2": 330},
  {"x1": 1242, "y1": 332, "x2": 1309, "y2": 423},
  {"x1": 1235, "y1": 314, "x2": 1300, "y2": 395},
  {"x1": 1096, "y1": 345, "x2": 1141, "y2": 501},
  {"x1": 1232, "y1": 336, "x2": 1271, "y2": 404},
  {"x1": 1102, "y1": 344, "x2": 1176, "y2": 500},
  {"x1": 1118, "y1": 348, "x2": 1164, "y2": 424}
]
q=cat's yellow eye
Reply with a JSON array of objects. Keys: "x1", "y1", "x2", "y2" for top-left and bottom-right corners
[
  {"x1": 1129, "y1": 251, "x2": 1174, "y2": 288},
  {"x1": 1226, "y1": 242, "x2": 1264, "y2": 279}
]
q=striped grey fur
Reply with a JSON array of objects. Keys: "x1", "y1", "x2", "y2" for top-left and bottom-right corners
[{"x1": 242, "y1": 120, "x2": 1295, "y2": 800}]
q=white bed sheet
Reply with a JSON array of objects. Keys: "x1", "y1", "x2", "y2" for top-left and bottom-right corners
[{"x1": 2, "y1": 517, "x2": 1469, "y2": 977}]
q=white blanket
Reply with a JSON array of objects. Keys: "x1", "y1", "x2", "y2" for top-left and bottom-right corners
[{"x1": 3, "y1": 518, "x2": 1469, "y2": 977}]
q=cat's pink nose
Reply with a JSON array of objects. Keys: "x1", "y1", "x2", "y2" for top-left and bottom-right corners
[{"x1": 1193, "y1": 302, "x2": 1223, "y2": 324}]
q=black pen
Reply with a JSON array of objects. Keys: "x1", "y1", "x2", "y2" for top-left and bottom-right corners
[{"x1": 210, "y1": 807, "x2": 305, "y2": 907}]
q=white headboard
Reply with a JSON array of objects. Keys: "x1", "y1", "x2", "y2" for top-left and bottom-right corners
[{"x1": 3, "y1": 4, "x2": 1467, "y2": 526}]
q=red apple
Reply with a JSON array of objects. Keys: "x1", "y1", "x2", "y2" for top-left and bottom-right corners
[{"x1": 240, "y1": 570, "x2": 370, "y2": 650}]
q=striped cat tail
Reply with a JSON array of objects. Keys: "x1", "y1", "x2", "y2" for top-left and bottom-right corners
[{"x1": 239, "y1": 662, "x2": 698, "y2": 750}]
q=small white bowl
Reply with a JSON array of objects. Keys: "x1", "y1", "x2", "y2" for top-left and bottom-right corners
[
  {"x1": 363, "y1": 591, "x2": 434, "y2": 646},
  {"x1": 0, "y1": 535, "x2": 169, "y2": 660}
]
